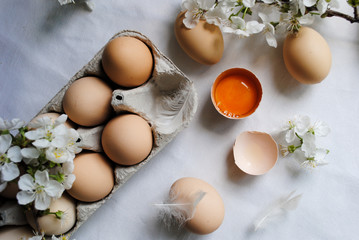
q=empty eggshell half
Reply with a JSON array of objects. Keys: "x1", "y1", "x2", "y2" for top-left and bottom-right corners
[{"x1": 233, "y1": 131, "x2": 278, "y2": 175}]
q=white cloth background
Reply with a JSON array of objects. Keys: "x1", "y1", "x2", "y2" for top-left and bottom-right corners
[{"x1": 1, "y1": 1, "x2": 359, "y2": 239}]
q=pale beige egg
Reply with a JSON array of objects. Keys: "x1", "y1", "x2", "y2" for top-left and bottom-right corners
[
  {"x1": 27, "y1": 194, "x2": 76, "y2": 236},
  {"x1": 62, "y1": 76, "x2": 113, "y2": 127},
  {"x1": 101, "y1": 114, "x2": 153, "y2": 166},
  {"x1": 102, "y1": 36, "x2": 153, "y2": 88},
  {"x1": 0, "y1": 226, "x2": 34, "y2": 239},
  {"x1": 175, "y1": 11, "x2": 224, "y2": 65},
  {"x1": 169, "y1": 177, "x2": 225, "y2": 235},
  {"x1": 233, "y1": 131, "x2": 278, "y2": 175},
  {"x1": 67, "y1": 152, "x2": 114, "y2": 202},
  {"x1": 283, "y1": 27, "x2": 332, "y2": 84}
]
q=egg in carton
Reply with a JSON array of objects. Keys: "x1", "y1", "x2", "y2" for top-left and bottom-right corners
[{"x1": 3, "y1": 30, "x2": 197, "y2": 236}]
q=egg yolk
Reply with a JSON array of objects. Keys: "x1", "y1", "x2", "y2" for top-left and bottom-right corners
[{"x1": 214, "y1": 74, "x2": 258, "y2": 118}]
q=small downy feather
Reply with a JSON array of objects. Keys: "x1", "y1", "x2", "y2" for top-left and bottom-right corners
[
  {"x1": 154, "y1": 191, "x2": 206, "y2": 230},
  {"x1": 155, "y1": 82, "x2": 196, "y2": 134},
  {"x1": 253, "y1": 191, "x2": 302, "y2": 231}
]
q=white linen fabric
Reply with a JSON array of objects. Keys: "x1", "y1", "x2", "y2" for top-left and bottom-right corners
[{"x1": 1, "y1": 1, "x2": 358, "y2": 239}]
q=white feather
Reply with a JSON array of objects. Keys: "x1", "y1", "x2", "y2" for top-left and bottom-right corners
[
  {"x1": 155, "y1": 82, "x2": 196, "y2": 134},
  {"x1": 154, "y1": 191, "x2": 206, "y2": 229},
  {"x1": 254, "y1": 191, "x2": 302, "y2": 231}
]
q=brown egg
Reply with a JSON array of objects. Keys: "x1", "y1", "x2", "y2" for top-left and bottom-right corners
[
  {"x1": 0, "y1": 226, "x2": 34, "y2": 239},
  {"x1": 102, "y1": 36, "x2": 153, "y2": 88},
  {"x1": 63, "y1": 76, "x2": 113, "y2": 127},
  {"x1": 175, "y1": 11, "x2": 224, "y2": 65},
  {"x1": 283, "y1": 27, "x2": 332, "y2": 84},
  {"x1": 170, "y1": 177, "x2": 225, "y2": 235},
  {"x1": 102, "y1": 114, "x2": 153, "y2": 166},
  {"x1": 67, "y1": 152, "x2": 114, "y2": 202},
  {"x1": 30, "y1": 112, "x2": 76, "y2": 129},
  {"x1": 27, "y1": 194, "x2": 76, "y2": 236}
]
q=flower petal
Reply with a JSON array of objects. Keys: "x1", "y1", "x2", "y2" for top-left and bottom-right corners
[
  {"x1": 35, "y1": 170, "x2": 50, "y2": 186},
  {"x1": 54, "y1": 114, "x2": 68, "y2": 126},
  {"x1": 301, "y1": 133, "x2": 316, "y2": 157},
  {"x1": 265, "y1": 32, "x2": 277, "y2": 48},
  {"x1": 17, "y1": 190, "x2": 36, "y2": 205},
  {"x1": 34, "y1": 191, "x2": 51, "y2": 210},
  {"x1": 1, "y1": 162, "x2": 20, "y2": 181},
  {"x1": 0, "y1": 134, "x2": 12, "y2": 154},
  {"x1": 7, "y1": 146, "x2": 22, "y2": 163},
  {"x1": 25, "y1": 129, "x2": 45, "y2": 140},
  {"x1": 18, "y1": 174, "x2": 35, "y2": 191},
  {"x1": 313, "y1": 120, "x2": 330, "y2": 136},
  {"x1": 9, "y1": 119, "x2": 25, "y2": 130},
  {"x1": 64, "y1": 174, "x2": 76, "y2": 189},
  {"x1": 315, "y1": 148, "x2": 328, "y2": 162},
  {"x1": 285, "y1": 129, "x2": 296, "y2": 143},
  {"x1": 51, "y1": 135, "x2": 68, "y2": 149},
  {"x1": 303, "y1": 0, "x2": 316, "y2": 7},
  {"x1": 21, "y1": 147, "x2": 40, "y2": 159},
  {"x1": 32, "y1": 139, "x2": 50, "y2": 149},
  {"x1": 45, "y1": 180, "x2": 64, "y2": 198},
  {"x1": 62, "y1": 161, "x2": 74, "y2": 174},
  {"x1": 295, "y1": 115, "x2": 310, "y2": 136},
  {"x1": 246, "y1": 21, "x2": 265, "y2": 34}
]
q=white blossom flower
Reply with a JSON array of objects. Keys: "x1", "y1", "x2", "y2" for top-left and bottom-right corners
[
  {"x1": 205, "y1": 3, "x2": 229, "y2": 27},
  {"x1": 46, "y1": 147, "x2": 74, "y2": 164},
  {"x1": 308, "y1": 120, "x2": 330, "y2": 136},
  {"x1": 301, "y1": 148, "x2": 329, "y2": 168},
  {"x1": 21, "y1": 147, "x2": 41, "y2": 166},
  {"x1": 282, "y1": 115, "x2": 311, "y2": 143},
  {"x1": 0, "y1": 118, "x2": 25, "y2": 131},
  {"x1": 0, "y1": 136, "x2": 21, "y2": 190},
  {"x1": 301, "y1": 132, "x2": 316, "y2": 157},
  {"x1": 291, "y1": 0, "x2": 316, "y2": 16},
  {"x1": 298, "y1": 13, "x2": 315, "y2": 25},
  {"x1": 258, "y1": 12, "x2": 277, "y2": 48},
  {"x1": 181, "y1": 0, "x2": 216, "y2": 28},
  {"x1": 17, "y1": 170, "x2": 64, "y2": 210},
  {"x1": 223, "y1": 16, "x2": 264, "y2": 38},
  {"x1": 58, "y1": 0, "x2": 74, "y2": 6},
  {"x1": 317, "y1": 0, "x2": 340, "y2": 14},
  {"x1": 28, "y1": 236, "x2": 43, "y2": 240},
  {"x1": 279, "y1": 144, "x2": 290, "y2": 157},
  {"x1": 26, "y1": 123, "x2": 68, "y2": 149},
  {"x1": 243, "y1": 0, "x2": 255, "y2": 8},
  {"x1": 25, "y1": 114, "x2": 81, "y2": 164},
  {"x1": 60, "y1": 161, "x2": 76, "y2": 190}
]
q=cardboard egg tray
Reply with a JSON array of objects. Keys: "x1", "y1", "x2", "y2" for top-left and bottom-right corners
[{"x1": 30, "y1": 30, "x2": 198, "y2": 236}]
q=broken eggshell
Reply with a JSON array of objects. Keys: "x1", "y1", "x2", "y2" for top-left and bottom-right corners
[
  {"x1": 21, "y1": 30, "x2": 198, "y2": 237},
  {"x1": 233, "y1": 131, "x2": 278, "y2": 175}
]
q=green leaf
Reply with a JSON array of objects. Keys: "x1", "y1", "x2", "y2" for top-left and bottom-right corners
[{"x1": 347, "y1": 0, "x2": 359, "y2": 7}]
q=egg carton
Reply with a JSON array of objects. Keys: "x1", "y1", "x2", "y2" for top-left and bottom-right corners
[{"x1": 0, "y1": 30, "x2": 198, "y2": 236}]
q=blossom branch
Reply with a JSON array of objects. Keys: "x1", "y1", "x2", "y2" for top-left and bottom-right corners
[{"x1": 324, "y1": 7, "x2": 359, "y2": 23}]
